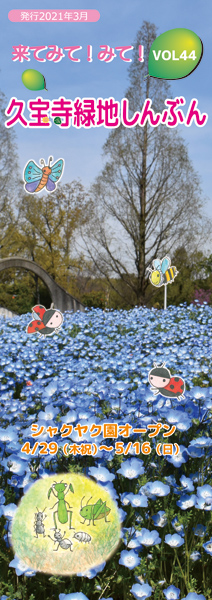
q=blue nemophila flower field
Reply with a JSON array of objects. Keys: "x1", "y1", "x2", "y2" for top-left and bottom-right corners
[{"x1": 0, "y1": 303, "x2": 212, "y2": 600}]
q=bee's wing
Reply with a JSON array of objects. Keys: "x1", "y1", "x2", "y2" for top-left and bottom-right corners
[
  {"x1": 161, "y1": 256, "x2": 171, "y2": 273},
  {"x1": 152, "y1": 259, "x2": 161, "y2": 270}
]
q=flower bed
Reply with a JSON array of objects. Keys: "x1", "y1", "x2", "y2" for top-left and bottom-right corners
[{"x1": 0, "y1": 303, "x2": 212, "y2": 600}]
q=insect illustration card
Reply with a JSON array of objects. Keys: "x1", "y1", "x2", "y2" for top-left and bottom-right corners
[
  {"x1": 27, "y1": 305, "x2": 63, "y2": 336},
  {"x1": 12, "y1": 474, "x2": 121, "y2": 575},
  {"x1": 24, "y1": 157, "x2": 64, "y2": 194},
  {"x1": 0, "y1": 0, "x2": 211, "y2": 599}
]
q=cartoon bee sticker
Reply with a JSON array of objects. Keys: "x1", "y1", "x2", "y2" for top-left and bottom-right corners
[
  {"x1": 27, "y1": 305, "x2": 63, "y2": 337},
  {"x1": 24, "y1": 156, "x2": 64, "y2": 194},
  {"x1": 148, "y1": 363, "x2": 185, "y2": 401},
  {"x1": 147, "y1": 256, "x2": 178, "y2": 287}
]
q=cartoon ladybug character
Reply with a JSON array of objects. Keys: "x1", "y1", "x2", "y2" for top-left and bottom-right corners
[
  {"x1": 148, "y1": 363, "x2": 185, "y2": 401},
  {"x1": 27, "y1": 305, "x2": 63, "y2": 337}
]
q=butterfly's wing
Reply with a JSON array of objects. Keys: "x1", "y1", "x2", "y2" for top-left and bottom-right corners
[
  {"x1": 24, "y1": 161, "x2": 42, "y2": 193},
  {"x1": 24, "y1": 161, "x2": 42, "y2": 183},
  {"x1": 32, "y1": 305, "x2": 46, "y2": 320},
  {"x1": 152, "y1": 259, "x2": 162, "y2": 271},
  {"x1": 161, "y1": 256, "x2": 171, "y2": 274},
  {"x1": 49, "y1": 159, "x2": 64, "y2": 183},
  {"x1": 46, "y1": 178, "x2": 56, "y2": 192},
  {"x1": 27, "y1": 320, "x2": 46, "y2": 334}
]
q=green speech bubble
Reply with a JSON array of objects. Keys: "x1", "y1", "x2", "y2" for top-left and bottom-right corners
[
  {"x1": 148, "y1": 28, "x2": 203, "y2": 80},
  {"x1": 22, "y1": 69, "x2": 47, "y2": 90}
]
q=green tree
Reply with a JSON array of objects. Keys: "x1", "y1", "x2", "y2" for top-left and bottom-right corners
[
  {"x1": 16, "y1": 181, "x2": 90, "y2": 293},
  {"x1": 84, "y1": 21, "x2": 209, "y2": 307},
  {"x1": 0, "y1": 270, "x2": 51, "y2": 314}
]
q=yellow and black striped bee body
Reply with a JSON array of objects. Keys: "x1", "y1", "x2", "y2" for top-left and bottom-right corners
[{"x1": 162, "y1": 266, "x2": 178, "y2": 284}]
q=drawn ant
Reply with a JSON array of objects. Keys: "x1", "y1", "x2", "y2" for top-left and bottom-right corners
[
  {"x1": 34, "y1": 507, "x2": 47, "y2": 538},
  {"x1": 48, "y1": 528, "x2": 73, "y2": 551}
]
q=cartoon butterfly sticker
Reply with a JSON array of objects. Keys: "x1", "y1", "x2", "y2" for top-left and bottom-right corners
[
  {"x1": 24, "y1": 156, "x2": 64, "y2": 194},
  {"x1": 27, "y1": 305, "x2": 63, "y2": 337}
]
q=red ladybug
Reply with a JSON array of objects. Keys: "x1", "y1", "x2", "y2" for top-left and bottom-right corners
[
  {"x1": 148, "y1": 363, "x2": 185, "y2": 400},
  {"x1": 27, "y1": 305, "x2": 63, "y2": 337}
]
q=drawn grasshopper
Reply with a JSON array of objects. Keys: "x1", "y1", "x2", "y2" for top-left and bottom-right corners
[
  {"x1": 48, "y1": 481, "x2": 74, "y2": 529},
  {"x1": 80, "y1": 496, "x2": 111, "y2": 526}
]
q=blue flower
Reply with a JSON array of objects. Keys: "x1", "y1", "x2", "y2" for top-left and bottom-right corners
[
  {"x1": 181, "y1": 594, "x2": 206, "y2": 600},
  {"x1": 88, "y1": 466, "x2": 115, "y2": 482},
  {"x1": 2, "y1": 503, "x2": 17, "y2": 520},
  {"x1": 119, "y1": 549, "x2": 140, "y2": 569},
  {"x1": 120, "y1": 491, "x2": 131, "y2": 505},
  {"x1": 43, "y1": 382, "x2": 58, "y2": 397},
  {"x1": 77, "y1": 561, "x2": 106, "y2": 578},
  {"x1": 179, "y1": 475, "x2": 195, "y2": 492},
  {"x1": 0, "y1": 426, "x2": 18, "y2": 443},
  {"x1": 172, "y1": 517, "x2": 184, "y2": 536},
  {"x1": 9, "y1": 555, "x2": 36, "y2": 576},
  {"x1": 202, "y1": 539, "x2": 212, "y2": 555},
  {"x1": 165, "y1": 534, "x2": 184, "y2": 548},
  {"x1": 195, "y1": 496, "x2": 212, "y2": 510},
  {"x1": 193, "y1": 524, "x2": 206, "y2": 537},
  {"x1": 98, "y1": 481, "x2": 118, "y2": 500},
  {"x1": 152, "y1": 511, "x2": 167, "y2": 527},
  {"x1": 124, "y1": 538, "x2": 142, "y2": 550},
  {"x1": 117, "y1": 458, "x2": 144, "y2": 479},
  {"x1": 137, "y1": 528, "x2": 161, "y2": 546},
  {"x1": 166, "y1": 445, "x2": 188, "y2": 468},
  {"x1": 0, "y1": 489, "x2": 5, "y2": 504},
  {"x1": 123, "y1": 493, "x2": 148, "y2": 507},
  {"x1": 59, "y1": 594, "x2": 89, "y2": 600},
  {"x1": 197, "y1": 484, "x2": 212, "y2": 499},
  {"x1": 187, "y1": 445, "x2": 205, "y2": 458},
  {"x1": 190, "y1": 551, "x2": 201, "y2": 561},
  {"x1": 2, "y1": 455, "x2": 27, "y2": 475},
  {"x1": 122, "y1": 529, "x2": 143, "y2": 549},
  {"x1": 190, "y1": 436, "x2": 212, "y2": 448},
  {"x1": 130, "y1": 583, "x2": 152, "y2": 599},
  {"x1": 176, "y1": 494, "x2": 196, "y2": 510},
  {"x1": 163, "y1": 585, "x2": 180, "y2": 599},
  {"x1": 145, "y1": 481, "x2": 170, "y2": 497},
  {"x1": 162, "y1": 409, "x2": 191, "y2": 432}
]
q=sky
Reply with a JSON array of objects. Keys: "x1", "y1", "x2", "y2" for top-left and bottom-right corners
[{"x1": 1, "y1": 0, "x2": 211, "y2": 219}]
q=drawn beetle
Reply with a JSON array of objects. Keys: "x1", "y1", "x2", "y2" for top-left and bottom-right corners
[
  {"x1": 80, "y1": 496, "x2": 111, "y2": 526},
  {"x1": 48, "y1": 481, "x2": 74, "y2": 529},
  {"x1": 148, "y1": 363, "x2": 185, "y2": 401},
  {"x1": 34, "y1": 507, "x2": 47, "y2": 538},
  {"x1": 48, "y1": 528, "x2": 73, "y2": 551},
  {"x1": 73, "y1": 531, "x2": 92, "y2": 543},
  {"x1": 27, "y1": 305, "x2": 63, "y2": 337}
]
